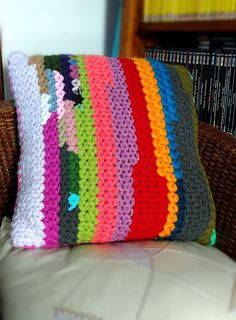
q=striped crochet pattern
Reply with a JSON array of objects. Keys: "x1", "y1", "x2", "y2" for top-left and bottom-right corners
[{"x1": 8, "y1": 53, "x2": 216, "y2": 248}]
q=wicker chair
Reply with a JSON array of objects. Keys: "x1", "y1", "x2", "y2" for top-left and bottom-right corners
[{"x1": 0, "y1": 100, "x2": 235, "y2": 260}]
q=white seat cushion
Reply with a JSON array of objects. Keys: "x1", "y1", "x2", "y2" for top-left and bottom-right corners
[{"x1": 0, "y1": 217, "x2": 235, "y2": 320}]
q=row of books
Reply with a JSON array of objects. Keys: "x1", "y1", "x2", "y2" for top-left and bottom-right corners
[
  {"x1": 143, "y1": 0, "x2": 236, "y2": 22},
  {"x1": 144, "y1": 48, "x2": 236, "y2": 136},
  {"x1": 198, "y1": 36, "x2": 236, "y2": 51}
]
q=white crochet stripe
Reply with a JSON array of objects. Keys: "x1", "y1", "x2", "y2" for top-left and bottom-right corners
[
  {"x1": 41, "y1": 93, "x2": 51, "y2": 125},
  {"x1": 8, "y1": 52, "x2": 46, "y2": 247}
]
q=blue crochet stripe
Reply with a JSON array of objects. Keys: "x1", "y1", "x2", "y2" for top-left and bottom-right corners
[
  {"x1": 149, "y1": 60, "x2": 187, "y2": 239},
  {"x1": 45, "y1": 69, "x2": 57, "y2": 113}
]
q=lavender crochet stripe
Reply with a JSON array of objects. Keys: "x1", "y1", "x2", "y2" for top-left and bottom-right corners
[
  {"x1": 8, "y1": 53, "x2": 46, "y2": 247},
  {"x1": 107, "y1": 58, "x2": 139, "y2": 241}
]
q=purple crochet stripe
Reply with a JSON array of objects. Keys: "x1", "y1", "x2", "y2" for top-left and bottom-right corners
[
  {"x1": 107, "y1": 58, "x2": 139, "y2": 241},
  {"x1": 60, "y1": 55, "x2": 74, "y2": 100},
  {"x1": 68, "y1": 57, "x2": 78, "y2": 80},
  {"x1": 42, "y1": 112, "x2": 60, "y2": 247}
]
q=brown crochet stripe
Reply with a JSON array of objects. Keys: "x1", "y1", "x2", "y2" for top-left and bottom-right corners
[{"x1": 28, "y1": 55, "x2": 48, "y2": 94}]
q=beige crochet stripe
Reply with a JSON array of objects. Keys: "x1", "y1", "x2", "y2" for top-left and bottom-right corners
[{"x1": 28, "y1": 55, "x2": 48, "y2": 94}]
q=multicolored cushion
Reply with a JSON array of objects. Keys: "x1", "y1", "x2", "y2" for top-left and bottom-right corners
[{"x1": 8, "y1": 53, "x2": 216, "y2": 248}]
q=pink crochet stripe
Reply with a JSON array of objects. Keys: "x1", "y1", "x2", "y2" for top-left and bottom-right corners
[
  {"x1": 42, "y1": 112, "x2": 60, "y2": 247},
  {"x1": 64, "y1": 100, "x2": 78, "y2": 154},
  {"x1": 42, "y1": 71, "x2": 64, "y2": 247},
  {"x1": 16, "y1": 107, "x2": 22, "y2": 193},
  {"x1": 54, "y1": 70, "x2": 65, "y2": 119},
  {"x1": 69, "y1": 56, "x2": 79, "y2": 79},
  {"x1": 84, "y1": 55, "x2": 119, "y2": 243}
]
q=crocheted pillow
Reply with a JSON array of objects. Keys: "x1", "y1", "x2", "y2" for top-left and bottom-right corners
[{"x1": 8, "y1": 53, "x2": 216, "y2": 248}]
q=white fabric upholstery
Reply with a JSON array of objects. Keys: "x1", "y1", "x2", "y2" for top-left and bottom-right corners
[{"x1": 0, "y1": 217, "x2": 235, "y2": 320}]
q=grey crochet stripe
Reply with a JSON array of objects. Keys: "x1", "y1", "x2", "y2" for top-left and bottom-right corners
[
  {"x1": 58, "y1": 146, "x2": 78, "y2": 245},
  {"x1": 173, "y1": 65, "x2": 215, "y2": 244},
  {"x1": 166, "y1": 64, "x2": 212, "y2": 240}
]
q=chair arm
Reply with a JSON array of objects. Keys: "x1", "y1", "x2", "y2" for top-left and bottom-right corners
[
  {"x1": 198, "y1": 121, "x2": 236, "y2": 260},
  {"x1": 0, "y1": 100, "x2": 19, "y2": 225}
]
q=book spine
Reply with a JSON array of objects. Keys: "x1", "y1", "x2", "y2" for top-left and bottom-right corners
[
  {"x1": 230, "y1": 55, "x2": 236, "y2": 135},
  {"x1": 227, "y1": 52, "x2": 234, "y2": 133},
  {"x1": 176, "y1": 49, "x2": 180, "y2": 64},
  {"x1": 212, "y1": 53, "x2": 218, "y2": 127},
  {"x1": 163, "y1": 49, "x2": 167, "y2": 63},
  {"x1": 219, "y1": 54, "x2": 225, "y2": 130},
  {"x1": 226, "y1": 55, "x2": 233, "y2": 133},
  {"x1": 216, "y1": 52, "x2": 222, "y2": 128},
  {"x1": 221, "y1": 52, "x2": 228, "y2": 131},
  {"x1": 195, "y1": 52, "x2": 201, "y2": 117},
  {"x1": 154, "y1": 47, "x2": 158, "y2": 60},
  {"x1": 205, "y1": 52, "x2": 211, "y2": 125},
  {"x1": 229, "y1": 54, "x2": 236, "y2": 133},
  {"x1": 151, "y1": 47, "x2": 155, "y2": 59},
  {"x1": 143, "y1": 0, "x2": 149, "y2": 22},
  {"x1": 201, "y1": 52, "x2": 208, "y2": 122},
  {"x1": 199, "y1": 52, "x2": 205, "y2": 121},
  {"x1": 144, "y1": 48, "x2": 148, "y2": 59},
  {"x1": 209, "y1": 52, "x2": 216, "y2": 126},
  {"x1": 223, "y1": 52, "x2": 232, "y2": 132},
  {"x1": 191, "y1": 52, "x2": 196, "y2": 108},
  {"x1": 179, "y1": 49, "x2": 183, "y2": 64},
  {"x1": 166, "y1": 49, "x2": 170, "y2": 63}
]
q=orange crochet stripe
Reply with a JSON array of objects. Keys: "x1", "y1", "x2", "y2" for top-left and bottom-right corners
[{"x1": 132, "y1": 58, "x2": 179, "y2": 237}]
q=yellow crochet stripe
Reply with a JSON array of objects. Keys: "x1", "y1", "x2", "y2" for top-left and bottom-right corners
[{"x1": 132, "y1": 58, "x2": 179, "y2": 237}]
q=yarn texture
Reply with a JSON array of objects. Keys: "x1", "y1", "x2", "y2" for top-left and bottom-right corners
[{"x1": 8, "y1": 53, "x2": 216, "y2": 248}]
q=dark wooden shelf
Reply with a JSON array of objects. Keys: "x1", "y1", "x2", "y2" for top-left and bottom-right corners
[
  {"x1": 139, "y1": 20, "x2": 236, "y2": 34},
  {"x1": 120, "y1": 1, "x2": 236, "y2": 57}
]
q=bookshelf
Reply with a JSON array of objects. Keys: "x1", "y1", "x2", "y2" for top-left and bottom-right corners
[
  {"x1": 119, "y1": 0, "x2": 236, "y2": 57},
  {"x1": 119, "y1": 0, "x2": 236, "y2": 135}
]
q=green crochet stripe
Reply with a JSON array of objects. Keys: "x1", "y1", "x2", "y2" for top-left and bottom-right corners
[
  {"x1": 174, "y1": 65, "x2": 216, "y2": 245},
  {"x1": 44, "y1": 55, "x2": 62, "y2": 72},
  {"x1": 58, "y1": 116, "x2": 67, "y2": 147},
  {"x1": 75, "y1": 55, "x2": 99, "y2": 243},
  {"x1": 68, "y1": 151, "x2": 79, "y2": 194}
]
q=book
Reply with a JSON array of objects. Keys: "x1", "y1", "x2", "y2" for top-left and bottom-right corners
[{"x1": 143, "y1": 0, "x2": 236, "y2": 22}]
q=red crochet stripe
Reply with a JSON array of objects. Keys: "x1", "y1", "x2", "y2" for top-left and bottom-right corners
[{"x1": 120, "y1": 58, "x2": 169, "y2": 240}]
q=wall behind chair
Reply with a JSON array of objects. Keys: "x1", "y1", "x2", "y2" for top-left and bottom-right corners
[{"x1": 0, "y1": 0, "x2": 109, "y2": 98}]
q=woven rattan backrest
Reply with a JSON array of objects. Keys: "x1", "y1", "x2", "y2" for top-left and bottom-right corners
[
  {"x1": 0, "y1": 101, "x2": 19, "y2": 223},
  {"x1": 0, "y1": 37, "x2": 4, "y2": 100}
]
